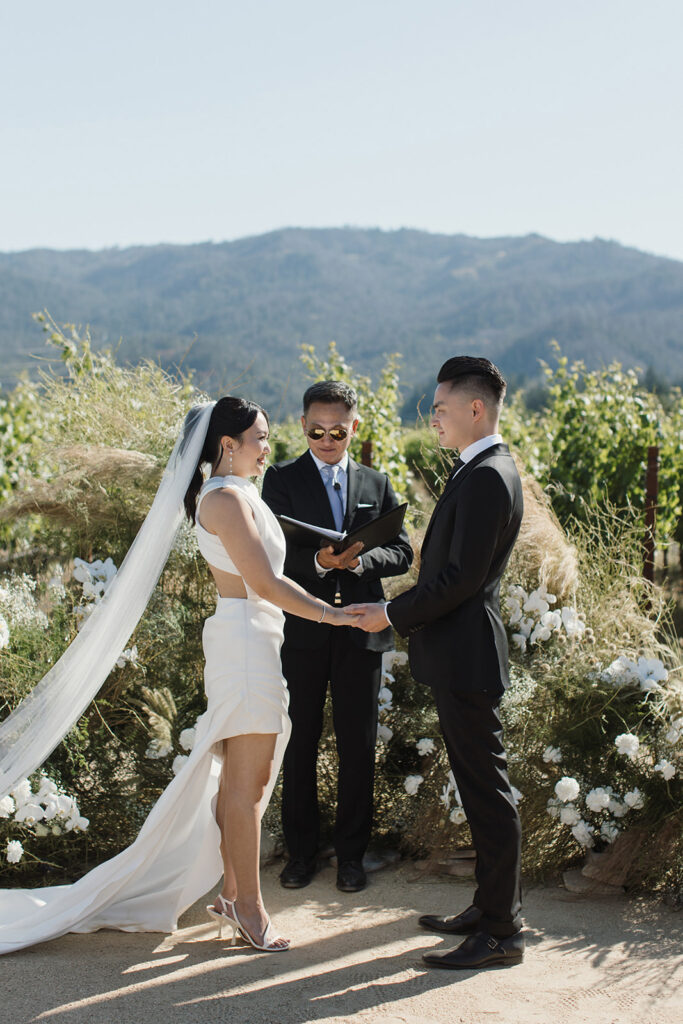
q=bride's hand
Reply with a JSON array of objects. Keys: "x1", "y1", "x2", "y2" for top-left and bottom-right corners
[{"x1": 327, "y1": 606, "x2": 360, "y2": 627}]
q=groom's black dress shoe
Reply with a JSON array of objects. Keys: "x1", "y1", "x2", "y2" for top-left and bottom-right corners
[
  {"x1": 279, "y1": 857, "x2": 317, "y2": 889},
  {"x1": 336, "y1": 860, "x2": 367, "y2": 892},
  {"x1": 423, "y1": 930, "x2": 525, "y2": 970},
  {"x1": 419, "y1": 904, "x2": 483, "y2": 935}
]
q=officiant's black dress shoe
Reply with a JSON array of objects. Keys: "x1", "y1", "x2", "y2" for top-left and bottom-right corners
[
  {"x1": 418, "y1": 904, "x2": 482, "y2": 935},
  {"x1": 423, "y1": 930, "x2": 525, "y2": 970},
  {"x1": 279, "y1": 857, "x2": 317, "y2": 889},
  {"x1": 336, "y1": 860, "x2": 366, "y2": 892}
]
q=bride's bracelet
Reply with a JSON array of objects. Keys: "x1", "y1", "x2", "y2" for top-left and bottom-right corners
[{"x1": 318, "y1": 603, "x2": 327, "y2": 623}]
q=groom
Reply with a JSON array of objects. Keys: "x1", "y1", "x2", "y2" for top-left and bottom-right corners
[{"x1": 349, "y1": 356, "x2": 525, "y2": 970}]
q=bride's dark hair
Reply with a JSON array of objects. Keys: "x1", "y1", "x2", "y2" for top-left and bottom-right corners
[{"x1": 183, "y1": 396, "x2": 268, "y2": 522}]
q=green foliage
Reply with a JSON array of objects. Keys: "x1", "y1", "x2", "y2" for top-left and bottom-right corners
[
  {"x1": 300, "y1": 342, "x2": 411, "y2": 500},
  {"x1": 535, "y1": 347, "x2": 682, "y2": 542},
  {"x1": 2, "y1": 330, "x2": 682, "y2": 901}
]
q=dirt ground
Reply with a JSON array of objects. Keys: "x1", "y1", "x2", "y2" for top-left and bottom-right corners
[{"x1": 2, "y1": 862, "x2": 681, "y2": 1024}]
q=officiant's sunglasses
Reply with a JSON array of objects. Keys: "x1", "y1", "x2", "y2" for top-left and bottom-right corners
[{"x1": 306, "y1": 426, "x2": 349, "y2": 442}]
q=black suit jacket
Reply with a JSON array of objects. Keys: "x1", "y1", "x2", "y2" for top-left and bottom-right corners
[
  {"x1": 262, "y1": 451, "x2": 413, "y2": 653},
  {"x1": 388, "y1": 444, "x2": 523, "y2": 695}
]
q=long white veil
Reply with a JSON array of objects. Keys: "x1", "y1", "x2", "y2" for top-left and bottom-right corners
[{"x1": 0, "y1": 402, "x2": 215, "y2": 799}]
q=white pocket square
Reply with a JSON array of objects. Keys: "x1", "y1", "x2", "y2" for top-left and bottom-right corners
[{"x1": 357, "y1": 502, "x2": 375, "y2": 508}]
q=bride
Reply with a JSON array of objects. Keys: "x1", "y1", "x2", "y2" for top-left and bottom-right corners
[{"x1": 0, "y1": 396, "x2": 355, "y2": 955}]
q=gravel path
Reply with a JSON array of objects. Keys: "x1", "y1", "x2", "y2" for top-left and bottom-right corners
[{"x1": 2, "y1": 863, "x2": 681, "y2": 1024}]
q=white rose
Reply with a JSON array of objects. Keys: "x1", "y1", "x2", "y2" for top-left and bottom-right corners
[
  {"x1": 179, "y1": 727, "x2": 197, "y2": 752},
  {"x1": 0, "y1": 795, "x2": 16, "y2": 818},
  {"x1": 511, "y1": 633, "x2": 527, "y2": 653},
  {"x1": 571, "y1": 820, "x2": 595, "y2": 848},
  {"x1": 555, "y1": 777, "x2": 580, "y2": 803},
  {"x1": 614, "y1": 733, "x2": 640, "y2": 760},
  {"x1": 376, "y1": 724, "x2": 393, "y2": 744},
  {"x1": 608, "y1": 798, "x2": 628, "y2": 818},
  {"x1": 6, "y1": 839, "x2": 24, "y2": 864},
  {"x1": 450, "y1": 806, "x2": 467, "y2": 825},
  {"x1": 416, "y1": 738, "x2": 436, "y2": 757},
  {"x1": 624, "y1": 788, "x2": 644, "y2": 809},
  {"x1": 654, "y1": 760, "x2": 676, "y2": 781},
  {"x1": 403, "y1": 774, "x2": 423, "y2": 796},
  {"x1": 543, "y1": 746, "x2": 562, "y2": 764},
  {"x1": 559, "y1": 804, "x2": 581, "y2": 826},
  {"x1": 172, "y1": 755, "x2": 189, "y2": 776},
  {"x1": 664, "y1": 725, "x2": 681, "y2": 745},
  {"x1": 585, "y1": 788, "x2": 611, "y2": 813}
]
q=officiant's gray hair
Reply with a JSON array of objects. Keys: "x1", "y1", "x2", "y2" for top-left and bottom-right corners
[
  {"x1": 438, "y1": 356, "x2": 507, "y2": 409},
  {"x1": 303, "y1": 381, "x2": 358, "y2": 415}
]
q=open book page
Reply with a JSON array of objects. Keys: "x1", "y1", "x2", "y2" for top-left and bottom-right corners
[{"x1": 277, "y1": 515, "x2": 346, "y2": 543}]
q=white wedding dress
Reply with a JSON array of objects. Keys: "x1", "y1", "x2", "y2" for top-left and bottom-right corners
[{"x1": 0, "y1": 474, "x2": 290, "y2": 955}]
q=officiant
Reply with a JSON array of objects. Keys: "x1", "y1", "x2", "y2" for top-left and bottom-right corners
[{"x1": 262, "y1": 381, "x2": 412, "y2": 893}]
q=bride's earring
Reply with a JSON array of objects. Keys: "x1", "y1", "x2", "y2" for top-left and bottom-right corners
[{"x1": 225, "y1": 445, "x2": 233, "y2": 475}]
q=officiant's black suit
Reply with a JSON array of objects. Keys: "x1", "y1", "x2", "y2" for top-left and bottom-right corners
[
  {"x1": 389, "y1": 443, "x2": 524, "y2": 937},
  {"x1": 262, "y1": 451, "x2": 412, "y2": 865}
]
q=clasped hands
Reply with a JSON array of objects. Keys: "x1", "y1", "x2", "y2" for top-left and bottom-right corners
[{"x1": 316, "y1": 543, "x2": 388, "y2": 632}]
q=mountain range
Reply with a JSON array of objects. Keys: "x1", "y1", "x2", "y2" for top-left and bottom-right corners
[{"x1": 2, "y1": 227, "x2": 682, "y2": 416}]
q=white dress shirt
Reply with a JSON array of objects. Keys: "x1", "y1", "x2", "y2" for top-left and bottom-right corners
[{"x1": 310, "y1": 452, "x2": 364, "y2": 577}]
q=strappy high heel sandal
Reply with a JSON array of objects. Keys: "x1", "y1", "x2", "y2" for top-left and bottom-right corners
[
  {"x1": 232, "y1": 903, "x2": 290, "y2": 952},
  {"x1": 206, "y1": 894, "x2": 240, "y2": 944}
]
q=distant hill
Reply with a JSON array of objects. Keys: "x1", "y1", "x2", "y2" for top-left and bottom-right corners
[{"x1": 1, "y1": 228, "x2": 682, "y2": 417}]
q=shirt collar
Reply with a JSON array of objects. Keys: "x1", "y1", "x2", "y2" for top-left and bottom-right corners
[
  {"x1": 310, "y1": 451, "x2": 349, "y2": 474},
  {"x1": 459, "y1": 433, "x2": 504, "y2": 465}
]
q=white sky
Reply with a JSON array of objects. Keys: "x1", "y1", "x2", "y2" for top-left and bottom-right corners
[{"x1": 2, "y1": 0, "x2": 682, "y2": 259}]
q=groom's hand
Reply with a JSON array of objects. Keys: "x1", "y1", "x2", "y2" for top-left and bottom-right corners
[
  {"x1": 344, "y1": 602, "x2": 389, "y2": 632},
  {"x1": 317, "y1": 541, "x2": 364, "y2": 571}
]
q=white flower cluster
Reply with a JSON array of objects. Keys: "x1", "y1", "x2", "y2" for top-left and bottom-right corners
[
  {"x1": 505, "y1": 584, "x2": 590, "y2": 653},
  {"x1": 376, "y1": 650, "x2": 408, "y2": 745},
  {"x1": 1, "y1": 776, "x2": 89, "y2": 863},
  {"x1": 0, "y1": 573, "x2": 49, "y2": 636},
  {"x1": 72, "y1": 557, "x2": 117, "y2": 630},
  {"x1": 600, "y1": 655, "x2": 669, "y2": 693},
  {"x1": 613, "y1": 731, "x2": 679, "y2": 780},
  {"x1": 547, "y1": 775, "x2": 644, "y2": 849},
  {"x1": 404, "y1": 774, "x2": 423, "y2": 797}
]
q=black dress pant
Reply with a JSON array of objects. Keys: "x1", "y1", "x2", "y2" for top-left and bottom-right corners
[
  {"x1": 281, "y1": 627, "x2": 382, "y2": 864},
  {"x1": 433, "y1": 686, "x2": 522, "y2": 937}
]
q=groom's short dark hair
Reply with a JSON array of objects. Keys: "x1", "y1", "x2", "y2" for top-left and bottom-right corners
[
  {"x1": 438, "y1": 356, "x2": 507, "y2": 408},
  {"x1": 303, "y1": 381, "x2": 358, "y2": 415}
]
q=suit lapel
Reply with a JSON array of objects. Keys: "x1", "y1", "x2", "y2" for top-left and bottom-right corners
[
  {"x1": 295, "y1": 450, "x2": 338, "y2": 530},
  {"x1": 421, "y1": 444, "x2": 509, "y2": 551},
  {"x1": 344, "y1": 458, "x2": 361, "y2": 530}
]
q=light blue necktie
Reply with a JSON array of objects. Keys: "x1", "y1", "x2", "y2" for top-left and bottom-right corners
[{"x1": 321, "y1": 464, "x2": 345, "y2": 532}]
